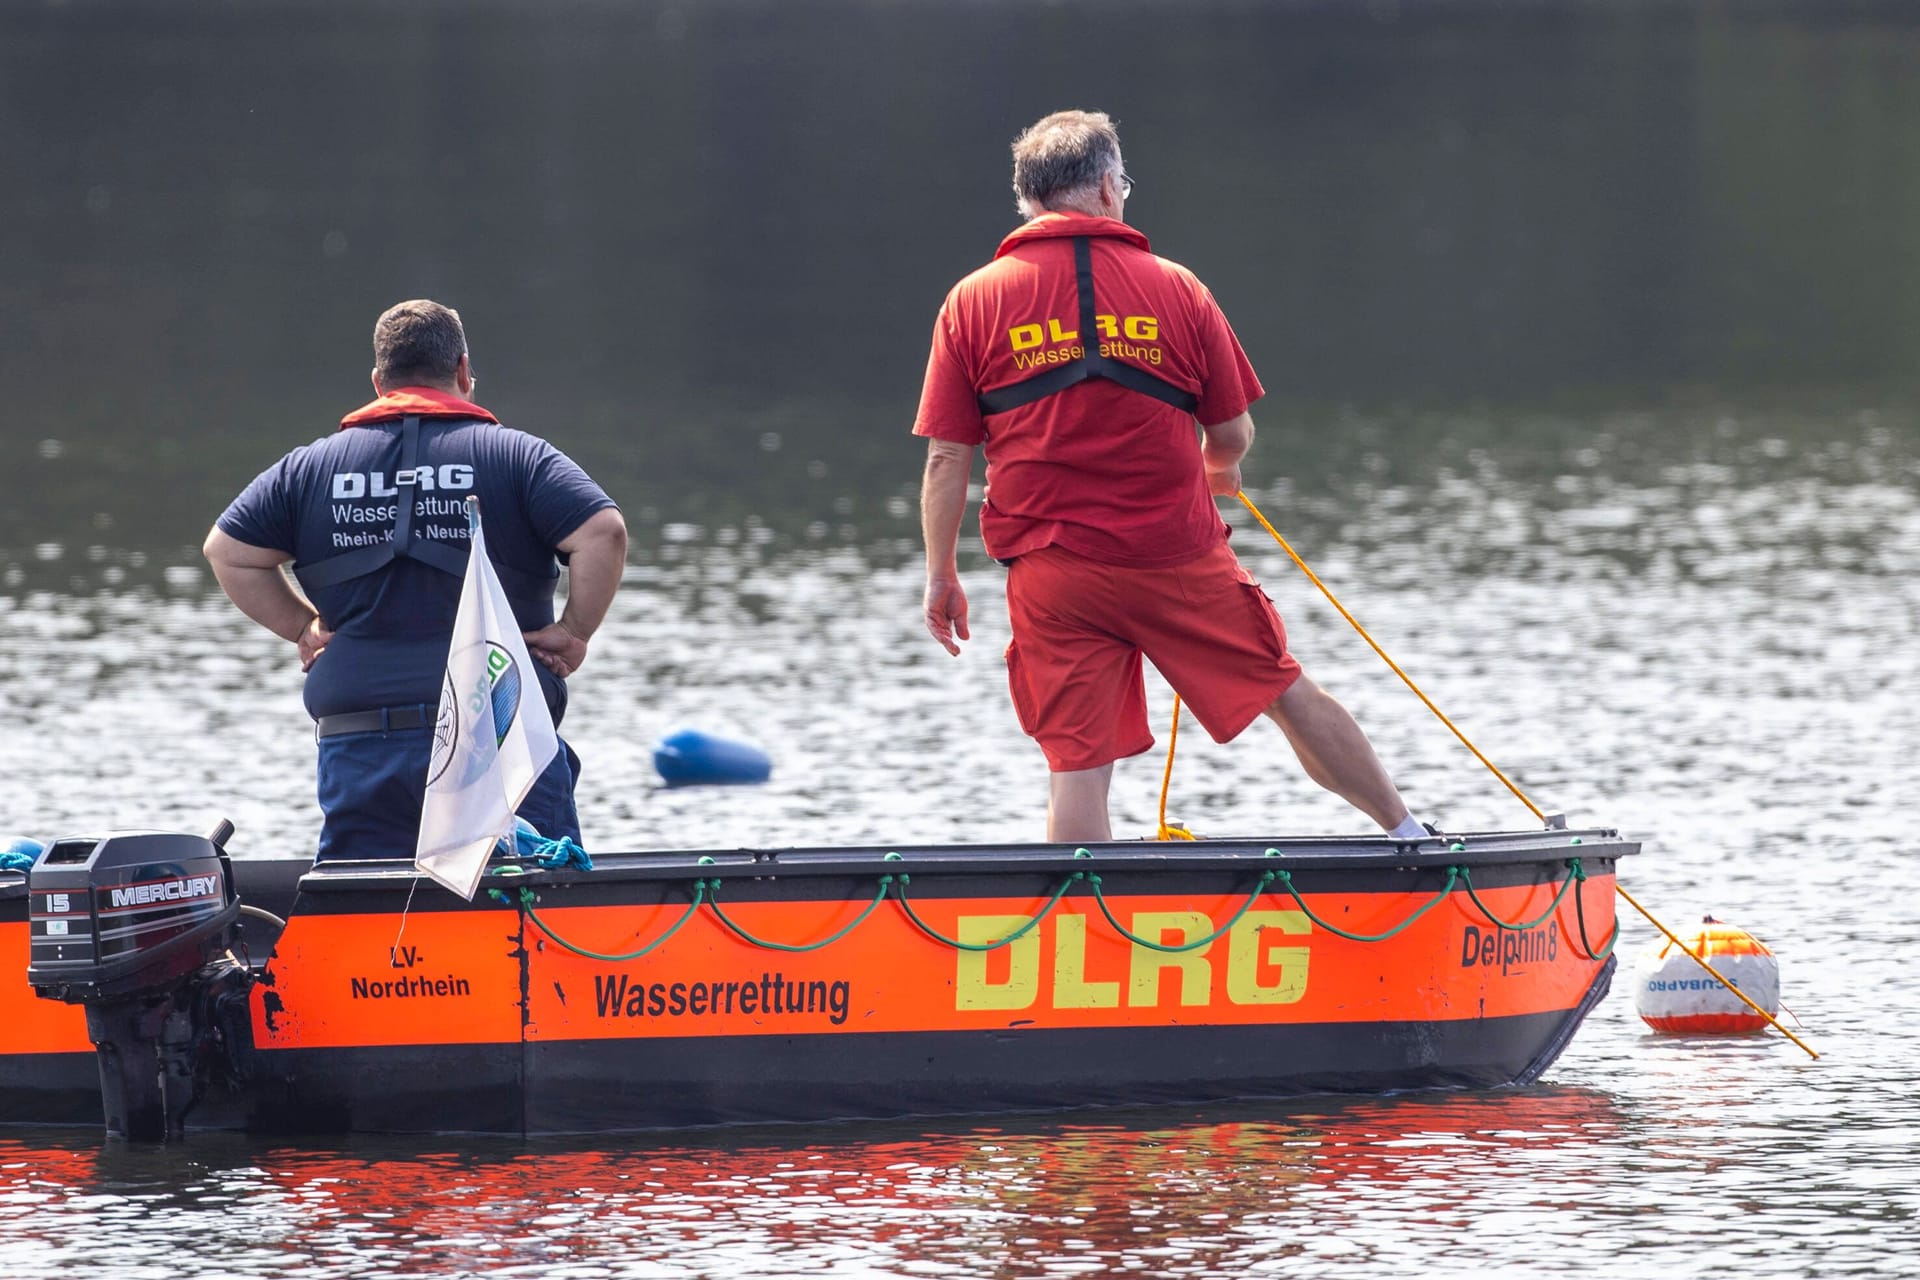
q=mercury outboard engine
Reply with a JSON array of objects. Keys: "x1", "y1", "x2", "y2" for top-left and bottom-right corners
[{"x1": 26, "y1": 821, "x2": 254, "y2": 1141}]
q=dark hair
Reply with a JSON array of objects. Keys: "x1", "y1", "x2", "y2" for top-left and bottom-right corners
[
  {"x1": 372, "y1": 299, "x2": 467, "y2": 387},
  {"x1": 1011, "y1": 110, "x2": 1121, "y2": 215}
]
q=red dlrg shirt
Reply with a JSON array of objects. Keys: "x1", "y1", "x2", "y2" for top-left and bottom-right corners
[{"x1": 913, "y1": 213, "x2": 1264, "y2": 569}]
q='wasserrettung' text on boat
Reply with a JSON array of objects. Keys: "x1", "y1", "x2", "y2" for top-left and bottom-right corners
[{"x1": 3, "y1": 818, "x2": 1631, "y2": 1140}]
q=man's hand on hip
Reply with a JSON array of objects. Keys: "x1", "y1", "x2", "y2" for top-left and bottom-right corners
[
  {"x1": 298, "y1": 614, "x2": 333, "y2": 673},
  {"x1": 524, "y1": 622, "x2": 588, "y2": 679},
  {"x1": 924, "y1": 575, "x2": 971, "y2": 656}
]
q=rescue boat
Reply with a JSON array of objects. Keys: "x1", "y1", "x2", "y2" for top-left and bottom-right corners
[{"x1": 1, "y1": 822, "x2": 1632, "y2": 1140}]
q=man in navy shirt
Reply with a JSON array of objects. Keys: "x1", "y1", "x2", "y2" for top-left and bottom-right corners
[{"x1": 204, "y1": 299, "x2": 628, "y2": 861}]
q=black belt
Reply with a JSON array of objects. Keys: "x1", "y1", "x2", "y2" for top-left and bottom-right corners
[{"x1": 314, "y1": 704, "x2": 435, "y2": 740}]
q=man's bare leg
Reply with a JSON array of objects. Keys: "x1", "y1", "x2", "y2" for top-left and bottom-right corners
[
  {"x1": 1264, "y1": 675, "x2": 1414, "y2": 832},
  {"x1": 1048, "y1": 764, "x2": 1115, "y2": 843}
]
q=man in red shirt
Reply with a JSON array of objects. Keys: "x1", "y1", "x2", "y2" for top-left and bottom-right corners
[{"x1": 915, "y1": 109, "x2": 1428, "y2": 843}]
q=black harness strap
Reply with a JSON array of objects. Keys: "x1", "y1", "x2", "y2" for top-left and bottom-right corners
[
  {"x1": 976, "y1": 237, "x2": 1201, "y2": 417},
  {"x1": 291, "y1": 416, "x2": 558, "y2": 602}
]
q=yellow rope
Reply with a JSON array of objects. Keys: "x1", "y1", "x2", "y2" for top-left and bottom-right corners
[
  {"x1": 1147, "y1": 488, "x2": 1820, "y2": 1058},
  {"x1": 1233, "y1": 491, "x2": 1544, "y2": 822},
  {"x1": 1155, "y1": 695, "x2": 1196, "y2": 840}
]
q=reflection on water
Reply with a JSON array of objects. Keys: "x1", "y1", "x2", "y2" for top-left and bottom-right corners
[
  {"x1": 1, "y1": 1091, "x2": 1634, "y2": 1279},
  {"x1": 3, "y1": 1076, "x2": 1915, "y2": 1277}
]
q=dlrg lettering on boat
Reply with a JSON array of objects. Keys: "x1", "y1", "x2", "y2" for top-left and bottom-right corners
[
  {"x1": 350, "y1": 973, "x2": 473, "y2": 1000},
  {"x1": 1460, "y1": 921, "x2": 1558, "y2": 975},
  {"x1": 592, "y1": 972, "x2": 853, "y2": 1025},
  {"x1": 953, "y1": 908, "x2": 1312, "y2": 1011}
]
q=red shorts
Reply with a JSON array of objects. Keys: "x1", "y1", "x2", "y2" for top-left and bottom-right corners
[{"x1": 1003, "y1": 541, "x2": 1304, "y2": 772}]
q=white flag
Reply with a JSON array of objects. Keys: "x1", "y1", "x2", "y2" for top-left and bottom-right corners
[{"x1": 415, "y1": 500, "x2": 560, "y2": 899}]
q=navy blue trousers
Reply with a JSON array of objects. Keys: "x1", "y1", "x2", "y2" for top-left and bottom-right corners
[{"x1": 314, "y1": 726, "x2": 583, "y2": 862}]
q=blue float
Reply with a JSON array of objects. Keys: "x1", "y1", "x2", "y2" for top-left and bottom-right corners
[{"x1": 653, "y1": 727, "x2": 773, "y2": 787}]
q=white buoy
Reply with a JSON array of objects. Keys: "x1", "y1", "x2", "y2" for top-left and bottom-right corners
[{"x1": 1631, "y1": 914, "x2": 1780, "y2": 1034}]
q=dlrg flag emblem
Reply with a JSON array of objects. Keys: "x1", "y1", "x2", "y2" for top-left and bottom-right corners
[{"x1": 415, "y1": 497, "x2": 558, "y2": 899}]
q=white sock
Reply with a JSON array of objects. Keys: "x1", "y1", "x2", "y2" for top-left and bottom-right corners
[{"x1": 1388, "y1": 814, "x2": 1426, "y2": 841}]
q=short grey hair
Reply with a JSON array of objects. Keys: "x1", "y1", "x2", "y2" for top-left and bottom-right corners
[{"x1": 1011, "y1": 110, "x2": 1122, "y2": 218}]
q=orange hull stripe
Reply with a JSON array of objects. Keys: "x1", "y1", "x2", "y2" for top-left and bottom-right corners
[
  {"x1": 526, "y1": 879, "x2": 1613, "y2": 1041},
  {"x1": 229, "y1": 874, "x2": 1613, "y2": 1049},
  {"x1": 0, "y1": 875, "x2": 1615, "y2": 1055},
  {"x1": 1, "y1": 924, "x2": 93, "y2": 1053},
  {"x1": 250, "y1": 910, "x2": 523, "y2": 1049}
]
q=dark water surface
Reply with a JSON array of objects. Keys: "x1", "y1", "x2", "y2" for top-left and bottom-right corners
[{"x1": 5, "y1": 1, "x2": 1920, "y2": 1276}]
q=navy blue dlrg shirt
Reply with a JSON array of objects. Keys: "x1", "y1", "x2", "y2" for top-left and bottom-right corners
[{"x1": 217, "y1": 396, "x2": 616, "y2": 721}]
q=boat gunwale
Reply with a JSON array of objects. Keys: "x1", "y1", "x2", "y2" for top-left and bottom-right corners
[{"x1": 285, "y1": 827, "x2": 1635, "y2": 895}]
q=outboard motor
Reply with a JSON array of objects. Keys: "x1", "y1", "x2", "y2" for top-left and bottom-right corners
[{"x1": 25, "y1": 821, "x2": 254, "y2": 1141}]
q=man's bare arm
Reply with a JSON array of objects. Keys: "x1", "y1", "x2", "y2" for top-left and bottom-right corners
[
  {"x1": 1200, "y1": 411, "x2": 1254, "y2": 497},
  {"x1": 203, "y1": 526, "x2": 331, "y2": 668},
  {"x1": 524, "y1": 506, "x2": 629, "y2": 678},
  {"x1": 920, "y1": 437, "x2": 977, "y2": 656}
]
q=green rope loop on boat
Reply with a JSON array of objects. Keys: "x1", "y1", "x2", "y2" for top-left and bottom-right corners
[
  {"x1": 1261, "y1": 854, "x2": 1461, "y2": 942},
  {"x1": 493, "y1": 882, "x2": 708, "y2": 963},
  {"x1": 893, "y1": 870, "x2": 1083, "y2": 952},
  {"x1": 704, "y1": 875, "x2": 892, "y2": 953},
  {"x1": 1568, "y1": 858, "x2": 1620, "y2": 960},
  {"x1": 482, "y1": 850, "x2": 1618, "y2": 964},
  {"x1": 1459, "y1": 862, "x2": 1577, "y2": 931},
  {"x1": 1084, "y1": 870, "x2": 1278, "y2": 952}
]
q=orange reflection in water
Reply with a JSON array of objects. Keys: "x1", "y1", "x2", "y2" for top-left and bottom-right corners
[{"x1": 0, "y1": 1089, "x2": 1626, "y2": 1274}]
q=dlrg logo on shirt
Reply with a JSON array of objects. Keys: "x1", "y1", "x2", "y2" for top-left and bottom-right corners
[
  {"x1": 332, "y1": 465, "x2": 475, "y2": 499},
  {"x1": 1006, "y1": 315, "x2": 1165, "y2": 370},
  {"x1": 1007, "y1": 314, "x2": 1161, "y2": 349}
]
